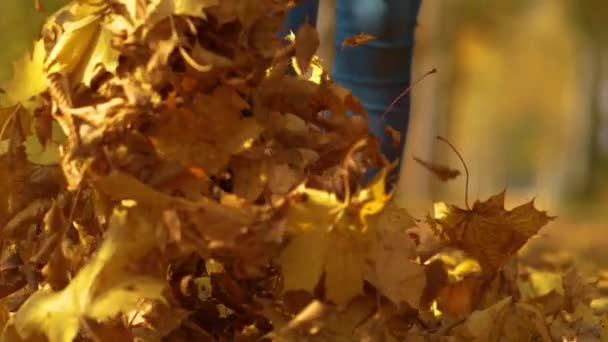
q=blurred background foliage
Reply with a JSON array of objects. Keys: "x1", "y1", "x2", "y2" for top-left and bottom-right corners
[
  {"x1": 320, "y1": 0, "x2": 608, "y2": 223},
  {"x1": 1, "y1": 0, "x2": 607, "y2": 224}
]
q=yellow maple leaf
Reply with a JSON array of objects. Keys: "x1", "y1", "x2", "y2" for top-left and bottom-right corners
[
  {"x1": 0, "y1": 40, "x2": 47, "y2": 108},
  {"x1": 278, "y1": 185, "x2": 367, "y2": 305},
  {"x1": 6, "y1": 207, "x2": 166, "y2": 342},
  {"x1": 279, "y1": 166, "x2": 398, "y2": 305}
]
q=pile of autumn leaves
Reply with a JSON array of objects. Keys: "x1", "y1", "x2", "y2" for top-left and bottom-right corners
[{"x1": 0, "y1": 0, "x2": 605, "y2": 341}]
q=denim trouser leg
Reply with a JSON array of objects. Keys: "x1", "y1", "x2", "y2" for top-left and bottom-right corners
[
  {"x1": 284, "y1": 0, "x2": 421, "y2": 176},
  {"x1": 281, "y1": 0, "x2": 320, "y2": 35}
]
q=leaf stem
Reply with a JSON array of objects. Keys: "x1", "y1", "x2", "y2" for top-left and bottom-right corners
[
  {"x1": 437, "y1": 136, "x2": 470, "y2": 209},
  {"x1": 374, "y1": 68, "x2": 437, "y2": 132}
]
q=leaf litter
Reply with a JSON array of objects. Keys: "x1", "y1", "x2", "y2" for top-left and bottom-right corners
[{"x1": 0, "y1": 1, "x2": 604, "y2": 341}]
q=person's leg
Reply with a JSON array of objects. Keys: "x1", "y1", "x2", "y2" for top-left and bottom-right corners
[
  {"x1": 281, "y1": 0, "x2": 320, "y2": 36},
  {"x1": 332, "y1": 0, "x2": 422, "y2": 172}
]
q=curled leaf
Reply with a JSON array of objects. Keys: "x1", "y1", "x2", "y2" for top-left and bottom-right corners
[{"x1": 414, "y1": 157, "x2": 461, "y2": 182}]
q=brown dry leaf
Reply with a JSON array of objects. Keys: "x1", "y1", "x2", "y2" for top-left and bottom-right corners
[
  {"x1": 2, "y1": 199, "x2": 53, "y2": 239},
  {"x1": 0, "y1": 0, "x2": 578, "y2": 340},
  {"x1": 151, "y1": 87, "x2": 263, "y2": 174},
  {"x1": 42, "y1": 246, "x2": 70, "y2": 292},
  {"x1": 414, "y1": 157, "x2": 460, "y2": 182},
  {"x1": 432, "y1": 191, "x2": 554, "y2": 273},
  {"x1": 384, "y1": 125, "x2": 401, "y2": 149},
  {"x1": 173, "y1": 0, "x2": 219, "y2": 17},
  {"x1": 230, "y1": 158, "x2": 267, "y2": 202},
  {"x1": 341, "y1": 33, "x2": 377, "y2": 49},
  {"x1": 563, "y1": 268, "x2": 601, "y2": 311},
  {"x1": 83, "y1": 320, "x2": 133, "y2": 342},
  {"x1": 366, "y1": 232, "x2": 426, "y2": 309},
  {"x1": 451, "y1": 297, "x2": 512, "y2": 340},
  {"x1": 437, "y1": 275, "x2": 483, "y2": 319},
  {"x1": 295, "y1": 22, "x2": 320, "y2": 74},
  {"x1": 365, "y1": 203, "x2": 425, "y2": 308},
  {"x1": 267, "y1": 163, "x2": 301, "y2": 196},
  {"x1": 93, "y1": 170, "x2": 182, "y2": 209},
  {"x1": 323, "y1": 82, "x2": 367, "y2": 118}
]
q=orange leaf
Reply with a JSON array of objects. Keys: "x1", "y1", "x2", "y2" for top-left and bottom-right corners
[{"x1": 341, "y1": 33, "x2": 377, "y2": 49}]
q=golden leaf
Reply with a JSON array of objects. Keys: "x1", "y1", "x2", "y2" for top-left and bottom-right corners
[
  {"x1": 0, "y1": 40, "x2": 47, "y2": 107},
  {"x1": 279, "y1": 165, "x2": 396, "y2": 305},
  {"x1": 8, "y1": 208, "x2": 165, "y2": 342},
  {"x1": 452, "y1": 297, "x2": 512, "y2": 340},
  {"x1": 278, "y1": 185, "x2": 370, "y2": 305}
]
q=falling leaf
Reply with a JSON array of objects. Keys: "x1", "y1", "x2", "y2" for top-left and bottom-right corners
[
  {"x1": 295, "y1": 22, "x2": 320, "y2": 74},
  {"x1": 341, "y1": 33, "x2": 377, "y2": 49},
  {"x1": 0, "y1": 0, "x2": 586, "y2": 340},
  {"x1": 279, "y1": 184, "x2": 382, "y2": 305},
  {"x1": 35, "y1": 0, "x2": 46, "y2": 13},
  {"x1": 9, "y1": 207, "x2": 166, "y2": 342},
  {"x1": 384, "y1": 125, "x2": 401, "y2": 149},
  {"x1": 231, "y1": 159, "x2": 267, "y2": 202},
  {"x1": 414, "y1": 157, "x2": 461, "y2": 182},
  {"x1": 432, "y1": 191, "x2": 554, "y2": 274},
  {"x1": 323, "y1": 229, "x2": 368, "y2": 305}
]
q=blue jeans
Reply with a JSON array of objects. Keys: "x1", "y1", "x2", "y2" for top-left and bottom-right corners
[{"x1": 283, "y1": 0, "x2": 421, "y2": 179}]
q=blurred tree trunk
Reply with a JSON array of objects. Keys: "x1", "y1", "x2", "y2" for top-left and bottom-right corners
[{"x1": 583, "y1": 46, "x2": 607, "y2": 197}]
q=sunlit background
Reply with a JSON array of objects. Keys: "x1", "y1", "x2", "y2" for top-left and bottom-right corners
[
  {"x1": 1, "y1": 1, "x2": 606, "y2": 228},
  {"x1": 316, "y1": 0, "x2": 608, "y2": 226}
]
